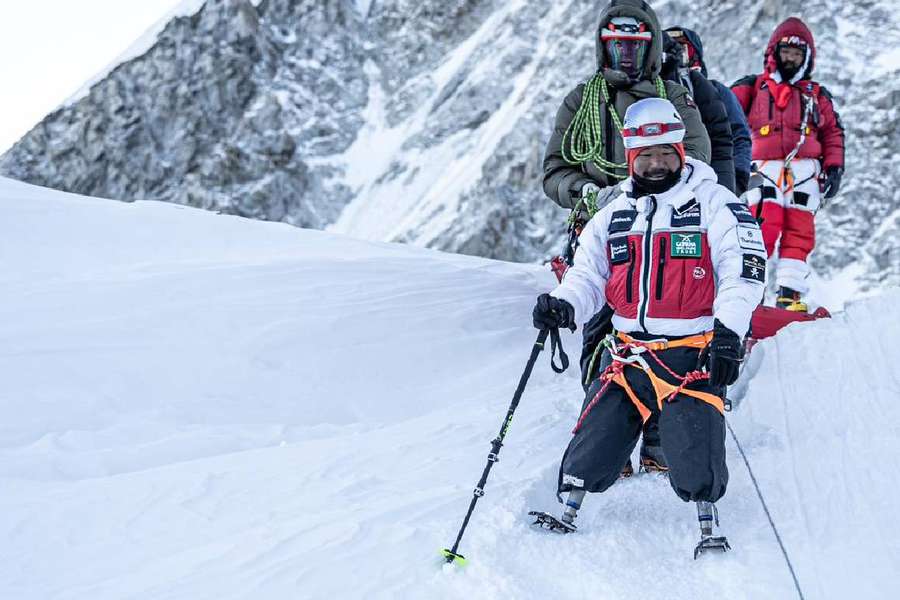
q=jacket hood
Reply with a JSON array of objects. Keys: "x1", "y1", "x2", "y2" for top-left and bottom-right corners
[
  {"x1": 665, "y1": 26, "x2": 708, "y2": 77},
  {"x1": 660, "y1": 31, "x2": 680, "y2": 81},
  {"x1": 595, "y1": 0, "x2": 664, "y2": 86},
  {"x1": 765, "y1": 17, "x2": 816, "y2": 79}
]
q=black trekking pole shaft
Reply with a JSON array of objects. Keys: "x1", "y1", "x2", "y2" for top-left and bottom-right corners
[{"x1": 444, "y1": 328, "x2": 551, "y2": 563}]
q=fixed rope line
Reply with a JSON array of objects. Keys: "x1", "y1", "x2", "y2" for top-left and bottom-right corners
[{"x1": 725, "y1": 419, "x2": 806, "y2": 600}]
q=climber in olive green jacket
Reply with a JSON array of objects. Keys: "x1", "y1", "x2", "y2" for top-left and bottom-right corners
[
  {"x1": 543, "y1": 0, "x2": 711, "y2": 214},
  {"x1": 541, "y1": 0, "x2": 711, "y2": 479}
]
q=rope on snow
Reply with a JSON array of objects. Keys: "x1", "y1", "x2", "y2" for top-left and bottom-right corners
[{"x1": 726, "y1": 419, "x2": 806, "y2": 600}]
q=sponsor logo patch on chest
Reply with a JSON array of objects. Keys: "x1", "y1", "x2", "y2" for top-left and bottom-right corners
[
  {"x1": 608, "y1": 238, "x2": 631, "y2": 265},
  {"x1": 670, "y1": 233, "x2": 702, "y2": 258},
  {"x1": 608, "y1": 210, "x2": 639, "y2": 233},
  {"x1": 741, "y1": 254, "x2": 766, "y2": 283},
  {"x1": 671, "y1": 207, "x2": 701, "y2": 228},
  {"x1": 737, "y1": 224, "x2": 766, "y2": 252},
  {"x1": 727, "y1": 203, "x2": 758, "y2": 224}
]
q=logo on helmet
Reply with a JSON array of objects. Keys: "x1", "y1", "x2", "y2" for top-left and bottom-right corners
[{"x1": 779, "y1": 35, "x2": 808, "y2": 47}]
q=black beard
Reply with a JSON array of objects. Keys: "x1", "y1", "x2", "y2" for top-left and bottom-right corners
[
  {"x1": 778, "y1": 64, "x2": 801, "y2": 80},
  {"x1": 633, "y1": 169, "x2": 682, "y2": 195},
  {"x1": 776, "y1": 56, "x2": 803, "y2": 80}
]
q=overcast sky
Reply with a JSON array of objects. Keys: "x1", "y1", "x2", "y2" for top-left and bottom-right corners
[{"x1": 0, "y1": 0, "x2": 186, "y2": 153}]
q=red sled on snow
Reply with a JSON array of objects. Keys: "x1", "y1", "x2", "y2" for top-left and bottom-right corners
[{"x1": 746, "y1": 305, "x2": 831, "y2": 351}]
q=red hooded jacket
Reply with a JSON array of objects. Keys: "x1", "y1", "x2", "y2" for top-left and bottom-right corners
[{"x1": 731, "y1": 18, "x2": 845, "y2": 170}]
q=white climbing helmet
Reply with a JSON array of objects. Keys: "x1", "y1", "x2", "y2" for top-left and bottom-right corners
[{"x1": 621, "y1": 98, "x2": 686, "y2": 150}]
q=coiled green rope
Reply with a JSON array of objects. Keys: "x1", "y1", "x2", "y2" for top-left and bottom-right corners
[{"x1": 561, "y1": 74, "x2": 668, "y2": 181}]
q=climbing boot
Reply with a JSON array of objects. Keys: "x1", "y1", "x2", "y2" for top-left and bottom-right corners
[{"x1": 776, "y1": 287, "x2": 808, "y2": 313}]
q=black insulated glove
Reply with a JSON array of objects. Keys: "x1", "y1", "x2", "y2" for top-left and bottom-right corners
[
  {"x1": 821, "y1": 166, "x2": 843, "y2": 200},
  {"x1": 533, "y1": 294, "x2": 576, "y2": 332},
  {"x1": 705, "y1": 319, "x2": 742, "y2": 388}
]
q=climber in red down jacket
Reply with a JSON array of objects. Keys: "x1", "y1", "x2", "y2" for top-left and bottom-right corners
[{"x1": 731, "y1": 17, "x2": 845, "y2": 312}]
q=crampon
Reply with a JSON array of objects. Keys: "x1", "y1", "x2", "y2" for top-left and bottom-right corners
[{"x1": 528, "y1": 511, "x2": 577, "y2": 534}]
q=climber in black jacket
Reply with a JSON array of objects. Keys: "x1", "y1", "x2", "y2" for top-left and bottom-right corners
[{"x1": 660, "y1": 31, "x2": 735, "y2": 193}]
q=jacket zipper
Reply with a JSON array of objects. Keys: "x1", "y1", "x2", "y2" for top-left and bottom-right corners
[
  {"x1": 638, "y1": 196, "x2": 658, "y2": 333},
  {"x1": 768, "y1": 91, "x2": 774, "y2": 120},
  {"x1": 626, "y1": 240, "x2": 636, "y2": 304},
  {"x1": 655, "y1": 237, "x2": 667, "y2": 301}
]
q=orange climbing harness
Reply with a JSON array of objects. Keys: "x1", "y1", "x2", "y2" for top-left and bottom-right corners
[{"x1": 572, "y1": 331, "x2": 725, "y2": 434}]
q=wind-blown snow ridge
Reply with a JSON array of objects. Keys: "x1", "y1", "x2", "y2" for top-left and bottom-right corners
[{"x1": 0, "y1": 179, "x2": 896, "y2": 599}]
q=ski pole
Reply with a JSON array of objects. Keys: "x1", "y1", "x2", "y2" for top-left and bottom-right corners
[{"x1": 442, "y1": 327, "x2": 568, "y2": 565}]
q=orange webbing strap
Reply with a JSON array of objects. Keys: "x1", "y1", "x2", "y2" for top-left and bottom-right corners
[
  {"x1": 609, "y1": 363, "x2": 724, "y2": 422},
  {"x1": 616, "y1": 331, "x2": 714, "y2": 351},
  {"x1": 770, "y1": 161, "x2": 795, "y2": 195},
  {"x1": 573, "y1": 333, "x2": 725, "y2": 433},
  {"x1": 614, "y1": 332, "x2": 725, "y2": 416},
  {"x1": 609, "y1": 368, "x2": 652, "y2": 424},
  {"x1": 784, "y1": 167, "x2": 796, "y2": 195},
  {"x1": 643, "y1": 368, "x2": 726, "y2": 415}
]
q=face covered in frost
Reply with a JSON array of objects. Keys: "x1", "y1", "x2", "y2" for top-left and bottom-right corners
[{"x1": 602, "y1": 17, "x2": 652, "y2": 81}]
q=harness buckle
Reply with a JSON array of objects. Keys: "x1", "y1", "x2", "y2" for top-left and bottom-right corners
[
  {"x1": 611, "y1": 351, "x2": 652, "y2": 372},
  {"x1": 602, "y1": 333, "x2": 619, "y2": 355}
]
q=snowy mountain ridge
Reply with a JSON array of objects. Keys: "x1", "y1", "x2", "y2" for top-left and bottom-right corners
[
  {"x1": 1, "y1": 178, "x2": 897, "y2": 599},
  {"x1": 2, "y1": 0, "x2": 899, "y2": 290}
]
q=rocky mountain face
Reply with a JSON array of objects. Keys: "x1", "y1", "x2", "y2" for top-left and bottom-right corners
[{"x1": 3, "y1": 0, "x2": 898, "y2": 288}]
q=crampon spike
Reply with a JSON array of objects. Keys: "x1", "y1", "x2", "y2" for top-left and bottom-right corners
[
  {"x1": 694, "y1": 536, "x2": 731, "y2": 559},
  {"x1": 528, "y1": 511, "x2": 577, "y2": 534}
]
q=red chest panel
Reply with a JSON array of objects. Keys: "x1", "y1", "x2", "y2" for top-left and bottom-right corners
[
  {"x1": 646, "y1": 231, "x2": 715, "y2": 320},
  {"x1": 746, "y1": 77, "x2": 823, "y2": 161},
  {"x1": 605, "y1": 229, "x2": 715, "y2": 321}
]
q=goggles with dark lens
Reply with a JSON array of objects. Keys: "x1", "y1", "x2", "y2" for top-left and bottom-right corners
[{"x1": 605, "y1": 39, "x2": 649, "y2": 76}]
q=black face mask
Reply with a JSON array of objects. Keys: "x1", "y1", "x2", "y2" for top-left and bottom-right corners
[{"x1": 633, "y1": 168, "x2": 682, "y2": 195}]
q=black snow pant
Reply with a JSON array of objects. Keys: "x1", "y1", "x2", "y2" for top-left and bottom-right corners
[
  {"x1": 560, "y1": 345, "x2": 728, "y2": 504},
  {"x1": 580, "y1": 307, "x2": 662, "y2": 456}
]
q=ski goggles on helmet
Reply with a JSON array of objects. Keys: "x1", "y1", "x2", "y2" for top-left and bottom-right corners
[
  {"x1": 778, "y1": 35, "x2": 809, "y2": 50},
  {"x1": 601, "y1": 17, "x2": 652, "y2": 43},
  {"x1": 622, "y1": 122, "x2": 686, "y2": 145}
]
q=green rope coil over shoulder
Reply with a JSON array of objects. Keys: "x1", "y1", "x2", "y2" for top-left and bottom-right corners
[{"x1": 561, "y1": 74, "x2": 668, "y2": 182}]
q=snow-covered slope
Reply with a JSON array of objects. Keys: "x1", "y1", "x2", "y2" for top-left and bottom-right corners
[{"x1": 0, "y1": 179, "x2": 897, "y2": 599}]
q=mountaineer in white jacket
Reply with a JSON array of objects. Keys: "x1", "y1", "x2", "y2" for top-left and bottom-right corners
[{"x1": 530, "y1": 98, "x2": 766, "y2": 554}]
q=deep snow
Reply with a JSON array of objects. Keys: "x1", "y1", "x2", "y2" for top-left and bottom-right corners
[{"x1": 0, "y1": 178, "x2": 897, "y2": 599}]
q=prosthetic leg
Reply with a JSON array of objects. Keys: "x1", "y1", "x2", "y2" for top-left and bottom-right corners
[{"x1": 694, "y1": 501, "x2": 731, "y2": 559}]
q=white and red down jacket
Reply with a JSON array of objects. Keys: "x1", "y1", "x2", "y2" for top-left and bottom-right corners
[{"x1": 551, "y1": 158, "x2": 766, "y2": 339}]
